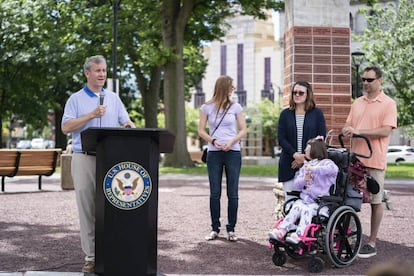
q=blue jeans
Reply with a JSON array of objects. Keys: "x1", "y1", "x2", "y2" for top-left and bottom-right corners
[{"x1": 207, "y1": 150, "x2": 241, "y2": 233}]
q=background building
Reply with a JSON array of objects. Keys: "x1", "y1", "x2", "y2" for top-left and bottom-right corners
[
  {"x1": 194, "y1": 0, "x2": 406, "y2": 155},
  {"x1": 197, "y1": 11, "x2": 283, "y2": 107}
]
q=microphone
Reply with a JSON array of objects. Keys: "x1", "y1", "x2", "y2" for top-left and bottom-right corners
[
  {"x1": 99, "y1": 93, "x2": 104, "y2": 105},
  {"x1": 99, "y1": 93, "x2": 104, "y2": 127}
]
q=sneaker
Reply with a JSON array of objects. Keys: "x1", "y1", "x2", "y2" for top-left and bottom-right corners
[
  {"x1": 358, "y1": 244, "x2": 377, "y2": 258},
  {"x1": 227, "y1": 231, "x2": 238, "y2": 242},
  {"x1": 82, "y1": 261, "x2": 95, "y2": 273},
  {"x1": 285, "y1": 233, "x2": 301, "y2": 244},
  {"x1": 268, "y1": 228, "x2": 286, "y2": 241},
  {"x1": 205, "y1": 231, "x2": 218, "y2": 241},
  {"x1": 268, "y1": 231, "x2": 278, "y2": 240}
]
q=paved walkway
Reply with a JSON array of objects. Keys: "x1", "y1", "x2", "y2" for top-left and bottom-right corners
[
  {"x1": 0, "y1": 272, "x2": 362, "y2": 276},
  {"x1": 1, "y1": 173, "x2": 413, "y2": 276},
  {"x1": 0, "y1": 273, "x2": 208, "y2": 276}
]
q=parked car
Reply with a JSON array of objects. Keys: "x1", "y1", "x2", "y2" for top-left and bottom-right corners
[
  {"x1": 44, "y1": 140, "x2": 55, "y2": 149},
  {"x1": 386, "y1": 145, "x2": 414, "y2": 164},
  {"x1": 31, "y1": 138, "x2": 46, "y2": 149},
  {"x1": 16, "y1": 139, "x2": 32, "y2": 149}
]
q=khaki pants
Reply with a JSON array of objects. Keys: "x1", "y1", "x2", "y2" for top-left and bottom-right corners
[{"x1": 72, "y1": 152, "x2": 96, "y2": 262}]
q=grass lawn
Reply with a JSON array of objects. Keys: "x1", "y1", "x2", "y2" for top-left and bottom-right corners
[
  {"x1": 57, "y1": 160, "x2": 413, "y2": 178},
  {"x1": 385, "y1": 163, "x2": 414, "y2": 178},
  {"x1": 160, "y1": 164, "x2": 277, "y2": 176},
  {"x1": 160, "y1": 163, "x2": 414, "y2": 179}
]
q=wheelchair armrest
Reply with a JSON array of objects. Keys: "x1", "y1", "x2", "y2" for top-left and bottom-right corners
[
  {"x1": 319, "y1": 195, "x2": 342, "y2": 203},
  {"x1": 283, "y1": 196, "x2": 300, "y2": 215},
  {"x1": 286, "y1": 190, "x2": 301, "y2": 197}
]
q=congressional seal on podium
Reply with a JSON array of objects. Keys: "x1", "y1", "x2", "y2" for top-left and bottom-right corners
[{"x1": 103, "y1": 161, "x2": 152, "y2": 210}]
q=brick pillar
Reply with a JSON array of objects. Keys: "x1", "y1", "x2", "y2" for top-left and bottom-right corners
[{"x1": 283, "y1": 1, "x2": 352, "y2": 141}]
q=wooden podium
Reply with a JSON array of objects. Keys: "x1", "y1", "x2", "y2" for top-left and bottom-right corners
[{"x1": 81, "y1": 127, "x2": 175, "y2": 276}]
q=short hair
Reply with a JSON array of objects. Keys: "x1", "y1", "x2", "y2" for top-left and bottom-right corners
[
  {"x1": 307, "y1": 138, "x2": 327, "y2": 160},
  {"x1": 289, "y1": 81, "x2": 316, "y2": 111},
  {"x1": 84, "y1": 55, "x2": 106, "y2": 71},
  {"x1": 364, "y1": 66, "x2": 383, "y2": 79}
]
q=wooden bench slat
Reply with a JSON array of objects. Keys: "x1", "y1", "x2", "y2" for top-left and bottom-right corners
[
  {"x1": 16, "y1": 168, "x2": 55, "y2": 175},
  {"x1": 0, "y1": 151, "x2": 20, "y2": 167},
  {"x1": 0, "y1": 167, "x2": 17, "y2": 173},
  {"x1": 0, "y1": 149, "x2": 61, "y2": 192}
]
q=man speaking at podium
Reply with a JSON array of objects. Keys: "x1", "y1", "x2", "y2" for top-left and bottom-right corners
[{"x1": 61, "y1": 55, "x2": 135, "y2": 273}]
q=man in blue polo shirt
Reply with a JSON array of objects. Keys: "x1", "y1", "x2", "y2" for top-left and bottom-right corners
[{"x1": 62, "y1": 55, "x2": 135, "y2": 273}]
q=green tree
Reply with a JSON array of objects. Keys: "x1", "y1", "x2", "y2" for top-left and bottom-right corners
[
  {"x1": 160, "y1": 0, "x2": 284, "y2": 167},
  {"x1": 185, "y1": 106, "x2": 200, "y2": 143},
  {"x1": 0, "y1": 1, "x2": 113, "y2": 148},
  {"x1": 253, "y1": 99, "x2": 281, "y2": 157},
  {"x1": 1, "y1": 0, "x2": 161, "y2": 147},
  {"x1": 1, "y1": 0, "x2": 284, "y2": 162},
  {"x1": 357, "y1": 0, "x2": 414, "y2": 126},
  {"x1": 0, "y1": 0, "x2": 53, "y2": 146},
  {"x1": 42, "y1": 0, "x2": 210, "y2": 146}
]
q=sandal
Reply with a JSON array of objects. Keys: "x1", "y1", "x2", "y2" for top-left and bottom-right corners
[{"x1": 227, "y1": 231, "x2": 238, "y2": 242}]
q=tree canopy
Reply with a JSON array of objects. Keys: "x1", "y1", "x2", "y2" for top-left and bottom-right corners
[
  {"x1": 160, "y1": 0, "x2": 283, "y2": 167},
  {"x1": 1, "y1": 0, "x2": 284, "y2": 162},
  {"x1": 357, "y1": 0, "x2": 414, "y2": 126}
]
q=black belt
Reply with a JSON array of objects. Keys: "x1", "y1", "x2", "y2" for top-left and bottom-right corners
[{"x1": 79, "y1": 151, "x2": 96, "y2": 156}]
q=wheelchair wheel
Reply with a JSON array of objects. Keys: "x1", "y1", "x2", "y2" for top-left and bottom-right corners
[
  {"x1": 272, "y1": 251, "x2": 287, "y2": 266},
  {"x1": 325, "y1": 206, "x2": 362, "y2": 267},
  {"x1": 308, "y1": 256, "x2": 325, "y2": 273}
]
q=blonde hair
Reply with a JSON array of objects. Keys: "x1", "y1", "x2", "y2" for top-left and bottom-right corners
[{"x1": 207, "y1": 75, "x2": 233, "y2": 117}]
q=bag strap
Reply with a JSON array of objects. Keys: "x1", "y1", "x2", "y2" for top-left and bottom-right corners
[{"x1": 210, "y1": 103, "x2": 232, "y2": 137}]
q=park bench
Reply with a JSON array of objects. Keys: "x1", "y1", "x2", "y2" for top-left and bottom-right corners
[{"x1": 0, "y1": 149, "x2": 61, "y2": 192}]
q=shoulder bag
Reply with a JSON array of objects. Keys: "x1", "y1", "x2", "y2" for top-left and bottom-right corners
[{"x1": 201, "y1": 104, "x2": 232, "y2": 163}]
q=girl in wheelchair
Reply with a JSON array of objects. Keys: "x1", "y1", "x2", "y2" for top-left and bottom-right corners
[{"x1": 269, "y1": 136, "x2": 338, "y2": 244}]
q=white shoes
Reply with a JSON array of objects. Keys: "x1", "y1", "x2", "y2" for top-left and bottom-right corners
[
  {"x1": 227, "y1": 231, "x2": 238, "y2": 242},
  {"x1": 268, "y1": 228, "x2": 286, "y2": 241},
  {"x1": 205, "y1": 231, "x2": 218, "y2": 241},
  {"x1": 285, "y1": 233, "x2": 301, "y2": 244},
  {"x1": 205, "y1": 230, "x2": 238, "y2": 242}
]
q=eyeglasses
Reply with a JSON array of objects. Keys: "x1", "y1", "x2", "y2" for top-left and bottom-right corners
[
  {"x1": 293, "y1": 90, "x2": 306, "y2": 96},
  {"x1": 361, "y1": 77, "x2": 377, "y2": 83}
]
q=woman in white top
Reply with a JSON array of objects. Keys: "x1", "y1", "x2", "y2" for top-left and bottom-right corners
[{"x1": 198, "y1": 75, "x2": 247, "y2": 242}]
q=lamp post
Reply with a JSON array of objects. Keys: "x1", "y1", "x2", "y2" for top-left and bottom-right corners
[
  {"x1": 111, "y1": 0, "x2": 121, "y2": 93},
  {"x1": 270, "y1": 82, "x2": 282, "y2": 103},
  {"x1": 351, "y1": 51, "x2": 365, "y2": 98}
]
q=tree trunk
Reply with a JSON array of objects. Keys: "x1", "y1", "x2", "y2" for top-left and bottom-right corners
[
  {"x1": 160, "y1": 0, "x2": 194, "y2": 167},
  {"x1": 162, "y1": 59, "x2": 193, "y2": 166},
  {"x1": 0, "y1": 118, "x2": 3, "y2": 148},
  {"x1": 130, "y1": 47, "x2": 162, "y2": 129},
  {"x1": 142, "y1": 67, "x2": 161, "y2": 128},
  {"x1": 54, "y1": 109, "x2": 66, "y2": 150}
]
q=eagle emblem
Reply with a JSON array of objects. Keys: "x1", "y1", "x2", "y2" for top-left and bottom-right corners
[
  {"x1": 112, "y1": 171, "x2": 145, "y2": 201},
  {"x1": 103, "y1": 162, "x2": 152, "y2": 210}
]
